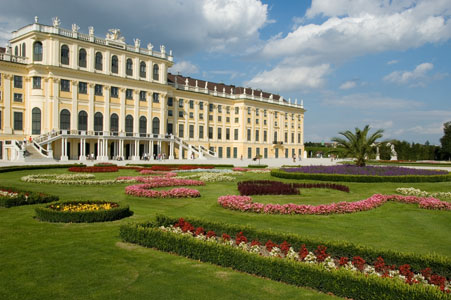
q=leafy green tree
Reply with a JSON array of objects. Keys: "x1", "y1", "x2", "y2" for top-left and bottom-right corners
[
  {"x1": 440, "y1": 121, "x2": 451, "y2": 160},
  {"x1": 332, "y1": 125, "x2": 384, "y2": 166}
]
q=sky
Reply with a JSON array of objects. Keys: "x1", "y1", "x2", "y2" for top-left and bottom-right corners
[{"x1": 1, "y1": 0, "x2": 450, "y2": 145}]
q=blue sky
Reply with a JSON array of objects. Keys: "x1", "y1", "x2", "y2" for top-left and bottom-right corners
[{"x1": 1, "y1": 0, "x2": 450, "y2": 144}]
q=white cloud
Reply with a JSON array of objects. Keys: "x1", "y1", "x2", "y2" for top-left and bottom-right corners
[
  {"x1": 321, "y1": 93, "x2": 423, "y2": 109},
  {"x1": 383, "y1": 62, "x2": 434, "y2": 85},
  {"x1": 169, "y1": 61, "x2": 199, "y2": 75},
  {"x1": 387, "y1": 60, "x2": 399, "y2": 65},
  {"x1": 339, "y1": 80, "x2": 357, "y2": 90},
  {"x1": 247, "y1": 0, "x2": 451, "y2": 94},
  {"x1": 245, "y1": 63, "x2": 330, "y2": 92}
]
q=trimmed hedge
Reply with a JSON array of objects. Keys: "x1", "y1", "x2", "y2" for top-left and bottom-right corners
[
  {"x1": 120, "y1": 216, "x2": 451, "y2": 300},
  {"x1": 0, "y1": 186, "x2": 58, "y2": 208},
  {"x1": 247, "y1": 164, "x2": 268, "y2": 168},
  {"x1": 35, "y1": 200, "x2": 132, "y2": 223},
  {"x1": 0, "y1": 164, "x2": 86, "y2": 174},
  {"x1": 271, "y1": 169, "x2": 451, "y2": 183},
  {"x1": 150, "y1": 215, "x2": 451, "y2": 278}
]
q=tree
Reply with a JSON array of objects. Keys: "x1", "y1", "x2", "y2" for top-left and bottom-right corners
[
  {"x1": 440, "y1": 121, "x2": 451, "y2": 160},
  {"x1": 332, "y1": 125, "x2": 384, "y2": 167}
]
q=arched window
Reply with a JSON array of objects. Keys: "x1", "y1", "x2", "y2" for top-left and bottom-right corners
[
  {"x1": 152, "y1": 117, "x2": 160, "y2": 135},
  {"x1": 14, "y1": 46, "x2": 18, "y2": 56},
  {"x1": 33, "y1": 42, "x2": 43, "y2": 61},
  {"x1": 95, "y1": 52, "x2": 103, "y2": 70},
  {"x1": 110, "y1": 113, "x2": 119, "y2": 132},
  {"x1": 153, "y1": 64, "x2": 159, "y2": 80},
  {"x1": 79, "y1": 49, "x2": 87, "y2": 68},
  {"x1": 140, "y1": 61, "x2": 146, "y2": 78},
  {"x1": 61, "y1": 45, "x2": 69, "y2": 65},
  {"x1": 78, "y1": 111, "x2": 88, "y2": 131},
  {"x1": 94, "y1": 112, "x2": 103, "y2": 132},
  {"x1": 125, "y1": 115, "x2": 133, "y2": 134},
  {"x1": 139, "y1": 116, "x2": 147, "y2": 134},
  {"x1": 22, "y1": 43, "x2": 26, "y2": 57},
  {"x1": 60, "y1": 109, "x2": 71, "y2": 130},
  {"x1": 32, "y1": 107, "x2": 41, "y2": 134},
  {"x1": 126, "y1": 58, "x2": 133, "y2": 76},
  {"x1": 111, "y1": 55, "x2": 118, "y2": 74}
]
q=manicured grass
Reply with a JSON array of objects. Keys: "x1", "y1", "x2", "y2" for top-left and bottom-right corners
[{"x1": 0, "y1": 167, "x2": 450, "y2": 299}]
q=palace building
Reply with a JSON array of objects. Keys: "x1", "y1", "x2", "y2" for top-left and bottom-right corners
[{"x1": 0, "y1": 17, "x2": 305, "y2": 162}]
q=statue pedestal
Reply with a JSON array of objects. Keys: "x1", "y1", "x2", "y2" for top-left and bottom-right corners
[{"x1": 390, "y1": 155, "x2": 398, "y2": 161}]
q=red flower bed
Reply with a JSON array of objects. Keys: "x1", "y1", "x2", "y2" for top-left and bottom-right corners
[{"x1": 68, "y1": 166, "x2": 118, "y2": 173}]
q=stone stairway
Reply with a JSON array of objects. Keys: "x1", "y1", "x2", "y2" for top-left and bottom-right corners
[{"x1": 24, "y1": 144, "x2": 56, "y2": 162}]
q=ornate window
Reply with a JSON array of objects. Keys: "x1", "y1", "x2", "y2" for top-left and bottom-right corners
[
  {"x1": 140, "y1": 61, "x2": 146, "y2": 78},
  {"x1": 111, "y1": 55, "x2": 118, "y2": 74},
  {"x1": 126, "y1": 58, "x2": 133, "y2": 76},
  {"x1": 33, "y1": 42, "x2": 43, "y2": 61},
  {"x1": 22, "y1": 43, "x2": 26, "y2": 57},
  {"x1": 139, "y1": 116, "x2": 147, "y2": 134},
  {"x1": 94, "y1": 112, "x2": 103, "y2": 132},
  {"x1": 32, "y1": 107, "x2": 41, "y2": 134},
  {"x1": 125, "y1": 115, "x2": 133, "y2": 134},
  {"x1": 78, "y1": 111, "x2": 88, "y2": 131},
  {"x1": 95, "y1": 52, "x2": 103, "y2": 70},
  {"x1": 60, "y1": 109, "x2": 71, "y2": 130},
  {"x1": 110, "y1": 114, "x2": 119, "y2": 132},
  {"x1": 153, "y1": 64, "x2": 159, "y2": 80},
  {"x1": 61, "y1": 45, "x2": 69, "y2": 65},
  {"x1": 152, "y1": 117, "x2": 160, "y2": 135},
  {"x1": 79, "y1": 49, "x2": 87, "y2": 68}
]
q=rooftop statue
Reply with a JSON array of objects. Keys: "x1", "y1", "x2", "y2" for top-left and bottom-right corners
[{"x1": 106, "y1": 29, "x2": 125, "y2": 43}]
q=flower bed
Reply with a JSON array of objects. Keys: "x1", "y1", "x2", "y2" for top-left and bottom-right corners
[
  {"x1": 218, "y1": 194, "x2": 451, "y2": 215},
  {"x1": 396, "y1": 188, "x2": 451, "y2": 199},
  {"x1": 237, "y1": 180, "x2": 350, "y2": 196},
  {"x1": 283, "y1": 165, "x2": 448, "y2": 176},
  {"x1": 124, "y1": 176, "x2": 204, "y2": 198},
  {"x1": 35, "y1": 200, "x2": 132, "y2": 222},
  {"x1": 177, "y1": 172, "x2": 240, "y2": 182},
  {"x1": 272, "y1": 169, "x2": 451, "y2": 183},
  {"x1": 68, "y1": 166, "x2": 119, "y2": 173},
  {"x1": 21, "y1": 174, "x2": 132, "y2": 185},
  {"x1": 0, "y1": 186, "x2": 58, "y2": 207},
  {"x1": 175, "y1": 168, "x2": 235, "y2": 173},
  {"x1": 138, "y1": 170, "x2": 177, "y2": 176},
  {"x1": 120, "y1": 215, "x2": 451, "y2": 300}
]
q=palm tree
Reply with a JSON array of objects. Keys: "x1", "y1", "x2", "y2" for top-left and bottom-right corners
[{"x1": 332, "y1": 125, "x2": 384, "y2": 167}]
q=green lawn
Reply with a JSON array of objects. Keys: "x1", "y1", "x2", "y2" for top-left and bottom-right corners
[{"x1": 1, "y1": 168, "x2": 450, "y2": 300}]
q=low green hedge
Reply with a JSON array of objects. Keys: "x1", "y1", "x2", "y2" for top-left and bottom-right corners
[
  {"x1": 0, "y1": 186, "x2": 58, "y2": 208},
  {"x1": 150, "y1": 215, "x2": 451, "y2": 278},
  {"x1": 247, "y1": 164, "x2": 268, "y2": 168},
  {"x1": 0, "y1": 164, "x2": 86, "y2": 174},
  {"x1": 120, "y1": 216, "x2": 450, "y2": 300},
  {"x1": 35, "y1": 200, "x2": 132, "y2": 223},
  {"x1": 271, "y1": 169, "x2": 451, "y2": 183}
]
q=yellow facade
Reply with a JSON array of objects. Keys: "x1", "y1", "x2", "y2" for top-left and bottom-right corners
[{"x1": 0, "y1": 19, "x2": 305, "y2": 161}]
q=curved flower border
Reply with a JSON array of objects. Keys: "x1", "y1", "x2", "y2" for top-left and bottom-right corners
[
  {"x1": 21, "y1": 174, "x2": 132, "y2": 185},
  {"x1": 218, "y1": 194, "x2": 451, "y2": 215},
  {"x1": 125, "y1": 176, "x2": 204, "y2": 198},
  {"x1": 396, "y1": 187, "x2": 451, "y2": 199}
]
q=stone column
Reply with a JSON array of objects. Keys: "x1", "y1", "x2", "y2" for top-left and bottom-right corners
[
  {"x1": 104, "y1": 86, "x2": 110, "y2": 133},
  {"x1": 119, "y1": 88, "x2": 126, "y2": 132},
  {"x1": 169, "y1": 140, "x2": 174, "y2": 159},
  {"x1": 71, "y1": 80, "x2": 78, "y2": 131},
  {"x1": 133, "y1": 90, "x2": 139, "y2": 135},
  {"x1": 88, "y1": 83, "x2": 95, "y2": 132},
  {"x1": 132, "y1": 139, "x2": 139, "y2": 160},
  {"x1": 52, "y1": 78, "x2": 59, "y2": 130},
  {"x1": 147, "y1": 91, "x2": 153, "y2": 134},
  {"x1": 2, "y1": 74, "x2": 12, "y2": 134},
  {"x1": 159, "y1": 94, "x2": 167, "y2": 136},
  {"x1": 194, "y1": 101, "x2": 199, "y2": 140}
]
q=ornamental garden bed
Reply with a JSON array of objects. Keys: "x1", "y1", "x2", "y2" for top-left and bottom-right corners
[
  {"x1": 35, "y1": 200, "x2": 132, "y2": 223},
  {"x1": 21, "y1": 174, "x2": 132, "y2": 185},
  {"x1": 124, "y1": 175, "x2": 205, "y2": 198},
  {"x1": 237, "y1": 180, "x2": 350, "y2": 195},
  {"x1": 272, "y1": 166, "x2": 451, "y2": 183},
  {"x1": 120, "y1": 215, "x2": 451, "y2": 300},
  {"x1": 0, "y1": 186, "x2": 58, "y2": 208},
  {"x1": 218, "y1": 194, "x2": 451, "y2": 215},
  {"x1": 68, "y1": 166, "x2": 119, "y2": 173}
]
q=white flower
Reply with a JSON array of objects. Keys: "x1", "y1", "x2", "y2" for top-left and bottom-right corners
[
  {"x1": 304, "y1": 252, "x2": 317, "y2": 264},
  {"x1": 269, "y1": 247, "x2": 282, "y2": 257},
  {"x1": 286, "y1": 247, "x2": 299, "y2": 261}
]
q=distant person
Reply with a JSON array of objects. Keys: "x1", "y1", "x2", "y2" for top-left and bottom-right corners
[{"x1": 292, "y1": 154, "x2": 296, "y2": 162}]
